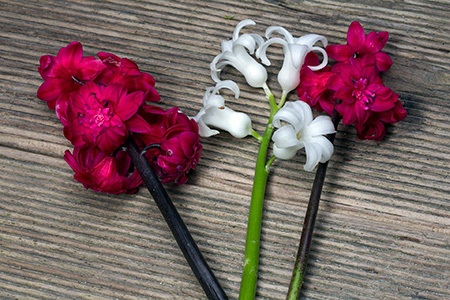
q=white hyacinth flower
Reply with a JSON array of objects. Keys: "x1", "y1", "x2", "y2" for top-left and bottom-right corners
[
  {"x1": 193, "y1": 80, "x2": 252, "y2": 138},
  {"x1": 210, "y1": 20, "x2": 268, "y2": 89},
  {"x1": 272, "y1": 101, "x2": 336, "y2": 171},
  {"x1": 257, "y1": 26, "x2": 328, "y2": 97}
]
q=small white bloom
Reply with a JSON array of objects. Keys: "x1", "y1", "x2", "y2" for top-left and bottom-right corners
[
  {"x1": 272, "y1": 101, "x2": 336, "y2": 171},
  {"x1": 257, "y1": 26, "x2": 328, "y2": 96},
  {"x1": 210, "y1": 20, "x2": 268, "y2": 89},
  {"x1": 193, "y1": 81, "x2": 252, "y2": 138}
]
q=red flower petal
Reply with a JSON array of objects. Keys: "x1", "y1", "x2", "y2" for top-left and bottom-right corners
[
  {"x1": 178, "y1": 132, "x2": 198, "y2": 157},
  {"x1": 97, "y1": 52, "x2": 121, "y2": 65},
  {"x1": 355, "y1": 118, "x2": 386, "y2": 140},
  {"x1": 78, "y1": 58, "x2": 107, "y2": 81},
  {"x1": 116, "y1": 90, "x2": 144, "y2": 120},
  {"x1": 36, "y1": 79, "x2": 62, "y2": 105},
  {"x1": 375, "y1": 52, "x2": 393, "y2": 72},
  {"x1": 38, "y1": 55, "x2": 58, "y2": 79},
  {"x1": 96, "y1": 125, "x2": 128, "y2": 153},
  {"x1": 347, "y1": 21, "x2": 366, "y2": 52},
  {"x1": 366, "y1": 31, "x2": 388, "y2": 53},
  {"x1": 58, "y1": 41, "x2": 83, "y2": 69},
  {"x1": 125, "y1": 114, "x2": 152, "y2": 133},
  {"x1": 326, "y1": 44, "x2": 353, "y2": 61},
  {"x1": 65, "y1": 146, "x2": 142, "y2": 194}
]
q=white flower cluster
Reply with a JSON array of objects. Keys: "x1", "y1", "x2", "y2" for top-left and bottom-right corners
[
  {"x1": 193, "y1": 20, "x2": 335, "y2": 170},
  {"x1": 272, "y1": 101, "x2": 335, "y2": 171}
]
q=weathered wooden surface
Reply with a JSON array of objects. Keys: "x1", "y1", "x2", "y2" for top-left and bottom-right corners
[{"x1": 1, "y1": 0, "x2": 449, "y2": 299}]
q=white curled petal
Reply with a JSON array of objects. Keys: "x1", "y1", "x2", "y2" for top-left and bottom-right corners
[
  {"x1": 273, "y1": 144, "x2": 299, "y2": 160},
  {"x1": 250, "y1": 34, "x2": 265, "y2": 50},
  {"x1": 296, "y1": 34, "x2": 327, "y2": 47},
  {"x1": 233, "y1": 19, "x2": 256, "y2": 41},
  {"x1": 302, "y1": 137, "x2": 334, "y2": 171},
  {"x1": 288, "y1": 43, "x2": 309, "y2": 69},
  {"x1": 273, "y1": 101, "x2": 302, "y2": 128},
  {"x1": 201, "y1": 106, "x2": 252, "y2": 138},
  {"x1": 305, "y1": 115, "x2": 336, "y2": 137},
  {"x1": 272, "y1": 125, "x2": 302, "y2": 148},
  {"x1": 202, "y1": 87, "x2": 213, "y2": 106},
  {"x1": 258, "y1": 29, "x2": 328, "y2": 94},
  {"x1": 303, "y1": 142, "x2": 323, "y2": 171},
  {"x1": 220, "y1": 39, "x2": 233, "y2": 52},
  {"x1": 193, "y1": 110, "x2": 220, "y2": 137},
  {"x1": 215, "y1": 58, "x2": 232, "y2": 71},
  {"x1": 271, "y1": 100, "x2": 334, "y2": 168},
  {"x1": 308, "y1": 47, "x2": 328, "y2": 71},
  {"x1": 294, "y1": 101, "x2": 314, "y2": 127},
  {"x1": 210, "y1": 54, "x2": 224, "y2": 83},
  {"x1": 235, "y1": 34, "x2": 258, "y2": 53},
  {"x1": 194, "y1": 81, "x2": 249, "y2": 138},
  {"x1": 197, "y1": 119, "x2": 221, "y2": 137},
  {"x1": 205, "y1": 94, "x2": 225, "y2": 108},
  {"x1": 265, "y1": 26, "x2": 294, "y2": 43},
  {"x1": 258, "y1": 37, "x2": 307, "y2": 94},
  {"x1": 202, "y1": 86, "x2": 225, "y2": 108},
  {"x1": 259, "y1": 38, "x2": 286, "y2": 62},
  {"x1": 317, "y1": 137, "x2": 334, "y2": 163},
  {"x1": 212, "y1": 80, "x2": 240, "y2": 99},
  {"x1": 256, "y1": 38, "x2": 286, "y2": 66},
  {"x1": 273, "y1": 101, "x2": 313, "y2": 131}
]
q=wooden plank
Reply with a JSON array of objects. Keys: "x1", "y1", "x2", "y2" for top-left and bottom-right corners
[{"x1": 1, "y1": 0, "x2": 449, "y2": 299}]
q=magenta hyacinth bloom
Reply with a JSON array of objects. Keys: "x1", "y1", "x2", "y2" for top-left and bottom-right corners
[
  {"x1": 64, "y1": 146, "x2": 142, "y2": 194},
  {"x1": 328, "y1": 57, "x2": 398, "y2": 126},
  {"x1": 137, "y1": 105, "x2": 203, "y2": 184},
  {"x1": 96, "y1": 52, "x2": 161, "y2": 103},
  {"x1": 297, "y1": 22, "x2": 406, "y2": 141},
  {"x1": 37, "y1": 41, "x2": 106, "y2": 124},
  {"x1": 326, "y1": 21, "x2": 392, "y2": 72},
  {"x1": 64, "y1": 81, "x2": 151, "y2": 153}
]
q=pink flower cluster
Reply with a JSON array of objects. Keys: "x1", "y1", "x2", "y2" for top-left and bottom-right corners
[
  {"x1": 37, "y1": 41, "x2": 202, "y2": 193},
  {"x1": 298, "y1": 21, "x2": 407, "y2": 140}
]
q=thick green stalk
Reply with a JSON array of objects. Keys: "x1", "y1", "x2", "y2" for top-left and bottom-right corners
[
  {"x1": 239, "y1": 93, "x2": 279, "y2": 300},
  {"x1": 239, "y1": 122, "x2": 274, "y2": 300}
]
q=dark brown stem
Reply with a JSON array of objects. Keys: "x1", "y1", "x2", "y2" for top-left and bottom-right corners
[
  {"x1": 125, "y1": 137, "x2": 228, "y2": 300},
  {"x1": 286, "y1": 110, "x2": 341, "y2": 300}
]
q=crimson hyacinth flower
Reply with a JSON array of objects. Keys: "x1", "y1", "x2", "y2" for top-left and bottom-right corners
[
  {"x1": 64, "y1": 146, "x2": 142, "y2": 194},
  {"x1": 354, "y1": 101, "x2": 407, "y2": 140},
  {"x1": 37, "y1": 41, "x2": 106, "y2": 124},
  {"x1": 327, "y1": 56, "x2": 398, "y2": 126},
  {"x1": 64, "y1": 81, "x2": 151, "y2": 153},
  {"x1": 137, "y1": 105, "x2": 202, "y2": 185},
  {"x1": 96, "y1": 52, "x2": 161, "y2": 103},
  {"x1": 326, "y1": 21, "x2": 392, "y2": 72}
]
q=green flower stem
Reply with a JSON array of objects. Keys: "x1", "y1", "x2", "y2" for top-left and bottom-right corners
[
  {"x1": 278, "y1": 93, "x2": 288, "y2": 109},
  {"x1": 125, "y1": 137, "x2": 228, "y2": 300},
  {"x1": 265, "y1": 155, "x2": 277, "y2": 171},
  {"x1": 239, "y1": 121, "x2": 275, "y2": 300},
  {"x1": 239, "y1": 92, "x2": 279, "y2": 300},
  {"x1": 251, "y1": 129, "x2": 263, "y2": 142},
  {"x1": 286, "y1": 110, "x2": 341, "y2": 300}
]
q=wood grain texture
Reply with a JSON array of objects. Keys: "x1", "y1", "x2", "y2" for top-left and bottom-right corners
[{"x1": 1, "y1": 0, "x2": 449, "y2": 299}]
